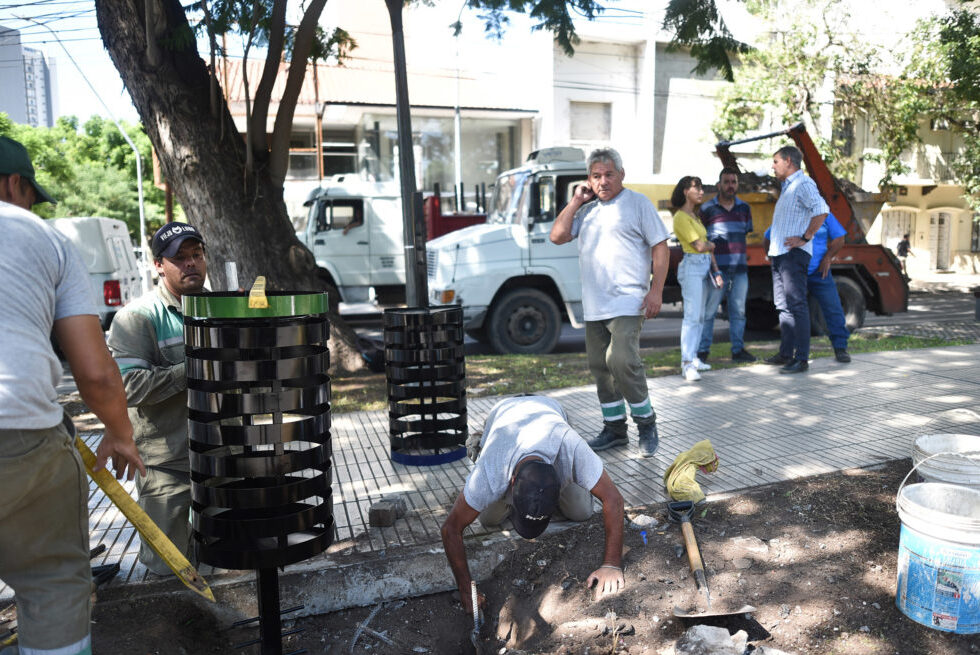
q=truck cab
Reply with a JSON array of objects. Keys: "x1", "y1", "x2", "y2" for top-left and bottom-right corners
[
  {"x1": 426, "y1": 147, "x2": 589, "y2": 353},
  {"x1": 300, "y1": 176, "x2": 405, "y2": 305}
]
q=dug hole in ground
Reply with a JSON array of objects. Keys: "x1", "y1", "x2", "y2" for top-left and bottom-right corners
[{"x1": 90, "y1": 459, "x2": 977, "y2": 655}]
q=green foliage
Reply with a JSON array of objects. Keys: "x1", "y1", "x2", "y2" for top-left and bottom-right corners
[
  {"x1": 465, "y1": 0, "x2": 604, "y2": 56},
  {"x1": 662, "y1": 0, "x2": 751, "y2": 81},
  {"x1": 0, "y1": 115, "x2": 173, "y2": 236},
  {"x1": 903, "y1": 8, "x2": 980, "y2": 208},
  {"x1": 680, "y1": 0, "x2": 980, "y2": 205},
  {"x1": 712, "y1": 0, "x2": 879, "y2": 178},
  {"x1": 186, "y1": 1, "x2": 356, "y2": 64}
]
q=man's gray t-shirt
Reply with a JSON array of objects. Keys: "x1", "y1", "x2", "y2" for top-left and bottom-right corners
[
  {"x1": 570, "y1": 188, "x2": 669, "y2": 321},
  {"x1": 463, "y1": 396, "x2": 604, "y2": 512},
  {"x1": 0, "y1": 202, "x2": 97, "y2": 430}
]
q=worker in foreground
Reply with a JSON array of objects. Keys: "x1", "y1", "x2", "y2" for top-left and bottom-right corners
[
  {"x1": 0, "y1": 136, "x2": 145, "y2": 655},
  {"x1": 441, "y1": 395, "x2": 626, "y2": 614}
]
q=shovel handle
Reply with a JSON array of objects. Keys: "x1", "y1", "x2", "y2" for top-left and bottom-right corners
[{"x1": 679, "y1": 520, "x2": 706, "y2": 583}]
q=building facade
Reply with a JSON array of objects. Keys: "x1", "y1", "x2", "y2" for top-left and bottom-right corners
[
  {"x1": 855, "y1": 120, "x2": 980, "y2": 276},
  {"x1": 218, "y1": 1, "x2": 728, "y2": 222},
  {"x1": 0, "y1": 26, "x2": 57, "y2": 128}
]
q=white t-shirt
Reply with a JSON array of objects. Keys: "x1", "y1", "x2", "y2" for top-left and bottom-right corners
[
  {"x1": 0, "y1": 201, "x2": 97, "y2": 429},
  {"x1": 570, "y1": 188, "x2": 669, "y2": 321},
  {"x1": 463, "y1": 396, "x2": 604, "y2": 512}
]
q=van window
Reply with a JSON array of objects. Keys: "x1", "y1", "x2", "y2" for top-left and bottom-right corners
[
  {"x1": 488, "y1": 170, "x2": 530, "y2": 224},
  {"x1": 312, "y1": 198, "x2": 365, "y2": 233},
  {"x1": 332, "y1": 199, "x2": 364, "y2": 231},
  {"x1": 313, "y1": 200, "x2": 328, "y2": 232},
  {"x1": 537, "y1": 177, "x2": 556, "y2": 223},
  {"x1": 557, "y1": 176, "x2": 586, "y2": 213}
]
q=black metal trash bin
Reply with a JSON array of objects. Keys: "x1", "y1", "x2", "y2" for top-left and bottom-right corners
[
  {"x1": 183, "y1": 291, "x2": 332, "y2": 654},
  {"x1": 384, "y1": 306, "x2": 466, "y2": 465}
]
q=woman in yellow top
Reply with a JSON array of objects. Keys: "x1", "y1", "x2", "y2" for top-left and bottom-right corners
[{"x1": 671, "y1": 176, "x2": 722, "y2": 381}]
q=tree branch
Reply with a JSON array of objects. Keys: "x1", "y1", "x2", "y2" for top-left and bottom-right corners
[
  {"x1": 268, "y1": 0, "x2": 328, "y2": 186},
  {"x1": 249, "y1": 0, "x2": 288, "y2": 153}
]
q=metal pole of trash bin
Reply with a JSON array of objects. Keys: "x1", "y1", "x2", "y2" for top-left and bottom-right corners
[{"x1": 183, "y1": 291, "x2": 333, "y2": 655}]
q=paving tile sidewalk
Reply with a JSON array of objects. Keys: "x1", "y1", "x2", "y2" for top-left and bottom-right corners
[{"x1": 2, "y1": 344, "x2": 979, "y2": 602}]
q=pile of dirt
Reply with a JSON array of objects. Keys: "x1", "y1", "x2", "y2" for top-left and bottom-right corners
[{"x1": 88, "y1": 459, "x2": 977, "y2": 654}]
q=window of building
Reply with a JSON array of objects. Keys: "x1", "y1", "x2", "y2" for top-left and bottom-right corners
[
  {"x1": 322, "y1": 129, "x2": 356, "y2": 178},
  {"x1": 358, "y1": 113, "x2": 520, "y2": 196},
  {"x1": 569, "y1": 102, "x2": 611, "y2": 141}
]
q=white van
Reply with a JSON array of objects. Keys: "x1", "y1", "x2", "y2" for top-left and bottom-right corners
[{"x1": 50, "y1": 217, "x2": 142, "y2": 329}]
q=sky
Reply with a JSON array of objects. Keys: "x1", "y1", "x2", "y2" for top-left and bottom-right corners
[{"x1": 0, "y1": 1, "x2": 140, "y2": 123}]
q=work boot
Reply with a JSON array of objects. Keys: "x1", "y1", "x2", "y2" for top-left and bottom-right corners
[
  {"x1": 731, "y1": 348, "x2": 757, "y2": 363},
  {"x1": 637, "y1": 422, "x2": 659, "y2": 458},
  {"x1": 779, "y1": 359, "x2": 809, "y2": 374},
  {"x1": 587, "y1": 420, "x2": 628, "y2": 452},
  {"x1": 834, "y1": 348, "x2": 851, "y2": 363}
]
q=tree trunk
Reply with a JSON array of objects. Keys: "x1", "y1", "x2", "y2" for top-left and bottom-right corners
[{"x1": 95, "y1": 0, "x2": 364, "y2": 374}]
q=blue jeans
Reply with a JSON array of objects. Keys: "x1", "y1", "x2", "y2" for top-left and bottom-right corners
[
  {"x1": 698, "y1": 269, "x2": 748, "y2": 354},
  {"x1": 678, "y1": 253, "x2": 710, "y2": 363},
  {"x1": 771, "y1": 248, "x2": 811, "y2": 361},
  {"x1": 808, "y1": 272, "x2": 850, "y2": 350}
]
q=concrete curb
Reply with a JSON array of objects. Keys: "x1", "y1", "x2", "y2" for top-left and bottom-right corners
[{"x1": 94, "y1": 535, "x2": 518, "y2": 623}]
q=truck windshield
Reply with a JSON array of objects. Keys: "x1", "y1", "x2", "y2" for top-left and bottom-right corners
[{"x1": 488, "y1": 171, "x2": 530, "y2": 224}]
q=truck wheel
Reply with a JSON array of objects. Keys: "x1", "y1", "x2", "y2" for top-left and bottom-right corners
[
  {"x1": 745, "y1": 298, "x2": 779, "y2": 331},
  {"x1": 487, "y1": 289, "x2": 561, "y2": 354},
  {"x1": 809, "y1": 276, "x2": 866, "y2": 335},
  {"x1": 836, "y1": 276, "x2": 866, "y2": 331}
]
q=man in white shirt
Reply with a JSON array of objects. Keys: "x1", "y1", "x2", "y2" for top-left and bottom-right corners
[
  {"x1": 550, "y1": 148, "x2": 669, "y2": 457},
  {"x1": 765, "y1": 145, "x2": 828, "y2": 374},
  {"x1": 440, "y1": 396, "x2": 626, "y2": 615}
]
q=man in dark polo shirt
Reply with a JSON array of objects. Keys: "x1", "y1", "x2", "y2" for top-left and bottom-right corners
[{"x1": 697, "y1": 167, "x2": 756, "y2": 363}]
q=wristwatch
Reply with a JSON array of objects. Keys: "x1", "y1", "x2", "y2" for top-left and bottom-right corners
[{"x1": 800, "y1": 234, "x2": 810, "y2": 243}]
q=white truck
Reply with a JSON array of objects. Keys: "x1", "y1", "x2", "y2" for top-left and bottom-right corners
[
  {"x1": 49, "y1": 216, "x2": 142, "y2": 329},
  {"x1": 425, "y1": 148, "x2": 593, "y2": 353},
  {"x1": 299, "y1": 176, "x2": 406, "y2": 305}
]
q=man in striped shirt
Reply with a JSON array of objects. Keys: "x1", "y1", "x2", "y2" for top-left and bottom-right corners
[
  {"x1": 697, "y1": 167, "x2": 756, "y2": 364},
  {"x1": 108, "y1": 223, "x2": 207, "y2": 574},
  {"x1": 765, "y1": 146, "x2": 828, "y2": 374}
]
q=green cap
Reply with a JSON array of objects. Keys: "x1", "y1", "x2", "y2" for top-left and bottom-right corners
[{"x1": 0, "y1": 136, "x2": 56, "y2": 205}]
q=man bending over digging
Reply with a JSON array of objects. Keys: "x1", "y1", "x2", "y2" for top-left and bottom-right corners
[{"x1": 441, "y1": 395, "x2": 626, "y2": 614}]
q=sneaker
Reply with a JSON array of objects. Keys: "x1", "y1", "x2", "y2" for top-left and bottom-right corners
[
  {"x1": 682, "y1": 364, "x2": 701, "y2": 381},
  {"x1": 834, "y1": 348, "x2": 851, "y2": 363},
  {"x1": 696, "y1": 350, "x2": 709, "y2": 363},
  {"x1": 731, "y1": 349, "x2": 757, "y2": 363},
  {"x1": 779, "y1": 359, "x2": 809, "y2": 374},
  {"x1": 586, "y1": 421, "x2": 628, "y2": 451},
  {"x1": 693, "y1": 357, "x2": 711, "y2": 371},
  {"x1": 764, "y1": 353, "x2": 792, "y2": 366},
  {"x1": 637, "y1": 422, "x2": 659, "y2": 458}
]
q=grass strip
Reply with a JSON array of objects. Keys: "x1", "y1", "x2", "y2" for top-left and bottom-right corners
[{"x1": 329, "y1": 334, "x2": 970, "y2": 414}]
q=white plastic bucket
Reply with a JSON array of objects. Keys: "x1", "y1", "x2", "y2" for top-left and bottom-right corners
[
  {"x1": 896, "y1": 480, "x2": 980, "y2": 633},
  {"x1": 911, "y1": 434, "x2": 980, "y2": 489}
]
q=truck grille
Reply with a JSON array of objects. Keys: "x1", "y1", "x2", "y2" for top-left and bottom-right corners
[{"x1": 426, "y1": 249, "x2": 438, "y2": 278}]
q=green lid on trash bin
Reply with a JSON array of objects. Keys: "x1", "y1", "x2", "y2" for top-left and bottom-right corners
[{"x1": 182, "y1": 291, "x2": 328, "y2": 319}]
